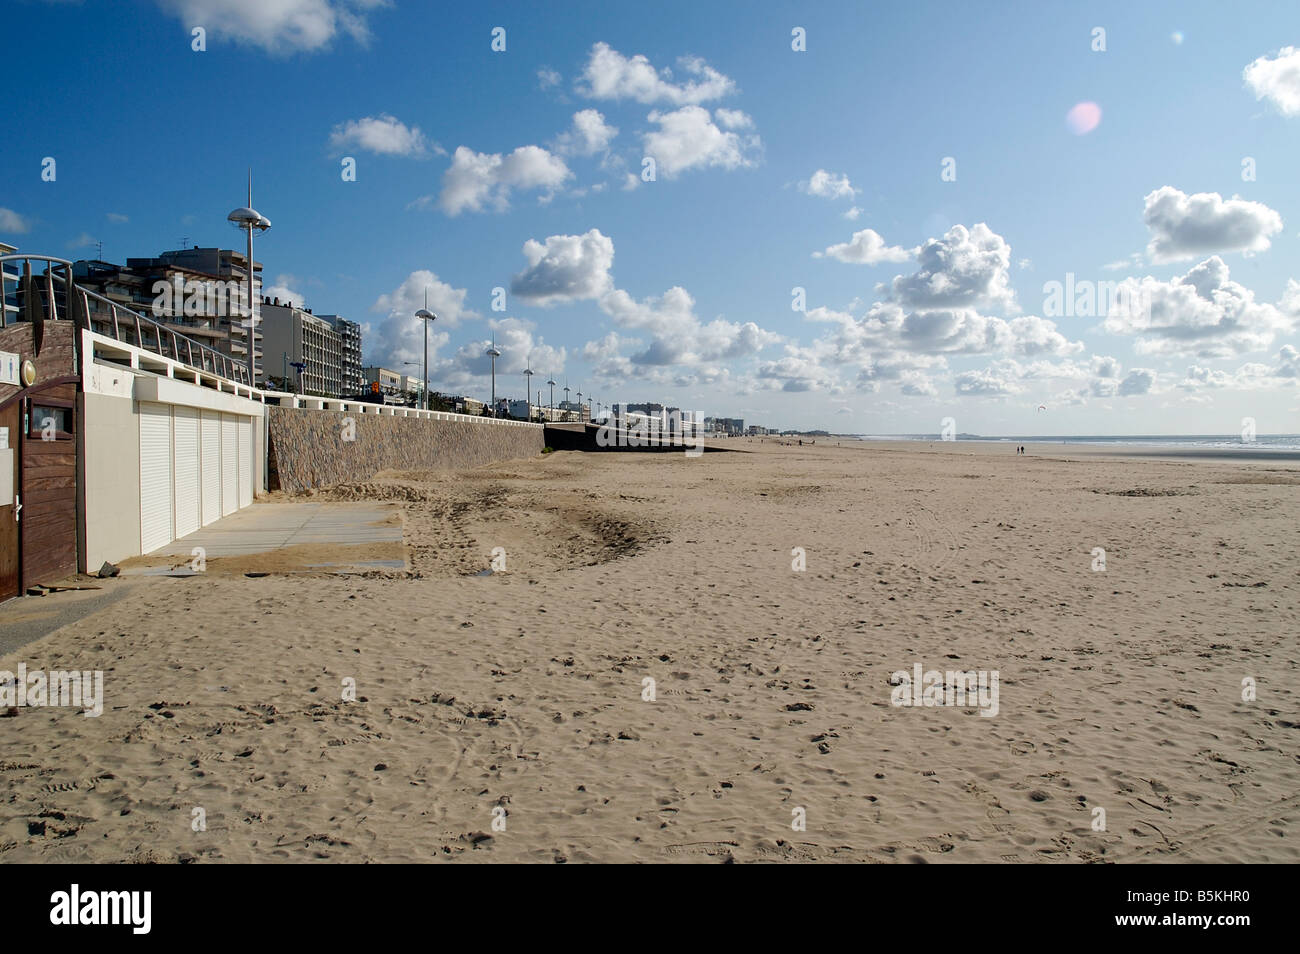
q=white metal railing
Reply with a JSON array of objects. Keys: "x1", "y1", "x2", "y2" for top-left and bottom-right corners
[
  {"x1": 260, "y1": 391, "x2": 541, "y2": 426},
  {"x1": 1, "y1": 253, "x2": 253, "y2": 385}
]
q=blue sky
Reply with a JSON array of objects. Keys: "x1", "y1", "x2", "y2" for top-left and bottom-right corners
[{"x1": 5, "y1": 0, "x2": 1300, "y2": 434}]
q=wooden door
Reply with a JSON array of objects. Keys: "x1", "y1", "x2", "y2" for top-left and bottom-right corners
[
  {"x1": 0, "y1": 401, "x2": 19, "y2": 601},
  {"x1": 21, "y1": 384, "x2": 79, "y2": 589}
]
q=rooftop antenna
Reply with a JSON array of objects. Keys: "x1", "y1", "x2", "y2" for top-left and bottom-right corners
[{"x1": 95, "y1": 241, "x2": 103, "y2": 260}]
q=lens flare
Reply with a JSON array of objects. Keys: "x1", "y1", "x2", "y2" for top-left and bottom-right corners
[{"x1": 1066, "y1": 101, "x2": 1102, "y2": 135}]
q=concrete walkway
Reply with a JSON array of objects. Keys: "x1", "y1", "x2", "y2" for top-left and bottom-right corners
[
  {"x1": 152, "y1": 502, "x2": 401, "y2": 559},
  {"x1": 126, "y1": 504, "x2": 403, "y2": 571}
]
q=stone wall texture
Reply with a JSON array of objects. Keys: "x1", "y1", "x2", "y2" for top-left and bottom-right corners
[{"x1": 267, "y1": 406, "x2": 544, "y2": 492}]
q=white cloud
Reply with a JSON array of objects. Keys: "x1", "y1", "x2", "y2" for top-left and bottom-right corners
[
  {"x1": 1143, "y1": 186, "x2": 1283, "y2": 262},
  {"x1": 537, "y1": 67, "x2": 561, "y2": 90},
  {"x1": 642, "y1": 106, "x2": 761, "y2": 178},
  {"x1": 881, "y1": 222, "x2": 1017, "y2": 313},
  {"x1": 106, "y1": 212, "x2": 129, "y2": 224},
  {"x1": 1276, "y1": 344, "x2": 1299, "y2": 378},
  {"x1": 432, "y1": 145, "x2": 571, "y2": 216},
  {"x1": 1117, "y1": 368, "x2": 1156, "y2": 396},
  {"x1": 367, "y1": 269, "x2": 476, "y2": 368},
  {"x1": 329, "y1": 113, "x2": 431, "y2": 157},
  {"x1": 263, "y1": 273, "x2": 306, "y2": 308},
  {"x1": 713, "y1": 108, "x2": 753, "y2": 130},
  {"x1": 438, "y1": 317, "x2": 567, "y2": 393},
  {"x1": 551, "y1": 109, "x2": 618, "y2": 157},
  {"x1": 597, "y1": 285, "x2": 777, "y2": 367},
  {"x1": 799, "y1": 169, "x2": 857, "y2": 200},
  {"x1": 156, "y1": 0, "x2": 383, "y2": 54},
  {"x1": 576, "y1": 42, "x2": 735, "y2": 105},
  {"x1": 1103, "y1": 256, "x2": 1293, "y2": 358},
  {"x1": 955, "y1": 367, "x2": 1023, "y2": 397},
  {"x1": 815, "y1": 228, "x2": 912, "y2": 265},
  {"x1": 66, "y1": 232, "x2": 96, "y2": 250},
  {"x1": 0, "y1": 208, "x2": 30, "y2": 234},
  {"x1": 1244, "y1": 46, "x2": 1300, "y2": 116},
  {"x1": 510, "y1": 229, "x2": 615, "y2": 306},
  {"x1": 842, "y1": 206, "x2": 862, "y2": 221}
]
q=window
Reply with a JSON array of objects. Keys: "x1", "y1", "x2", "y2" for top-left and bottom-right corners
[{"x1": 29, "y1": 403, "x2": 74, "y2": 439}]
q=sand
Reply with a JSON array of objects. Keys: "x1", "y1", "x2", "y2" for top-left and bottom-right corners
[{"x1": 0, "y1": 440, "x2": 1296, "y2": 863}]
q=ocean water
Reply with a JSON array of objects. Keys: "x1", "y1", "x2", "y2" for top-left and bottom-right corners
[{"x1": 856, "y1": 434, "x2": 1300, "y2": 451}]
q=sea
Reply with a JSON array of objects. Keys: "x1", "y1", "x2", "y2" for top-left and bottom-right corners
[{"x1": 854, "y1": 434, "x2": 1300, "y2": 452}]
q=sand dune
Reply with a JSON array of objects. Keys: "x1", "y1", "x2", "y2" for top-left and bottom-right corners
[{"x1": 1, "y1": 441, "x2": 1295, "y2": 863}]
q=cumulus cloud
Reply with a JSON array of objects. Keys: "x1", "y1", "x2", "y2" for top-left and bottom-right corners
[
  {"x1": 1277, "y1": 344, "x2": 1299, "y2": 378},
  {"x1": 537, "y1": 67, "x2": 561, "y2": 90},
  {"x1": 1143, "y1": 186, "x2": 1283, "y2": 262},
  {"x1": 436, "y1": 317, "x2": 567, "y2": 394},
  {"x1": 510, "y1": 229, "x2": 615, "y2": 306},
  {"x1": 955, "y1": 367, "x2": 1023, "y2": 396},
  {"x1": 366, "y1": 269, "x2": 477, "y2": 368},
  {"x1": 1117, "y1": 368, "x2": 1156, "y2": 396},
  {"x1": 576, "y1": 42, "x2": 735, "y2": 105},
  {"x1": 156, "y1": 0, "x2": 383, "y2": 54},
  {"x1": 642, "y1": 106, "x2": 761, "y2": 178},
  {"x1": 815, "y1": 228, "x2": 912, "y2": 265},
  {"x1": 1103, "y1": 256, "x2": 1293, "y2": 357},
  {"x1": 0, "y1": 208, "x2": 30, "y2": 233},
  {"x1": 430, "y1": 145, "x2": 571, "y2": 216},
  {"x1": 551, "y1": 109, "x2": 618, "y2": 157},
  {"x1": 881, "y1": 223, "x2": 1017, "y2": 313},
  {"x1": 597, "y1": 285, "x2": 777, "y2": 366},
  {"x1": 1244, "y1": 46, "x2": 1300, "y2": 116},
  {"x1": 262, "y1": 273, "x2": 306, "y2": 308},
  {"x1": 799, "y1": 169, "x2": 857, "y2": 200},
  {"x1": 329, "y1": 114, "x2": 432, "y2": 157}
]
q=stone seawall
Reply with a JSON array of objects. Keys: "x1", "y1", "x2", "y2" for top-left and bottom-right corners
[{"x1": 267, "y1": 406, "x2": 544, "y2": 492}]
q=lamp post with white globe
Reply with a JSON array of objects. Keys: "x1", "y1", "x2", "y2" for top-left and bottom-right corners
[{"x1": 226, "y1": 170, "x2": 270, "y2": 385}]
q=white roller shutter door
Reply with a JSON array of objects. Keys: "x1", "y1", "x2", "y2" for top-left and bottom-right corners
[
  {"x1": 200, "y1": 410, "x2": 221, "y2": 526},
  {"x1": 173, "y1": 406, "x2": 201, "y2": 538},
  {"x1": 220, "y1": 414, "x2": 238, "y2": 516},
  {"x1": 238, "y1": 416, "x2": 253, "y2": 508},
  {"x1": 139, "y1": 402, "x2": 174, "y2": 554}
]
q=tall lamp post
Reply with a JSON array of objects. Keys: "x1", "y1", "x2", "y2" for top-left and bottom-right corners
[
  {"x1": 487, "y1": 338, "x2": 501, "y2": 417},
  {"x1": 523, "y1": 364, "x2": 535, "y2": 422},
  {"x1": 226, "y1": 169, "x2": 270, "y2": 385},
  {"x1": 415, "y1": 288, "x2": 437, "y2": 411},
  {"x1": 563, "y1": 380, "x2": 571, "y2": 422},
  {"x1": 546, "y1": 374, "x2": 556, "y2": 422},
  {"x1": 576, "y1": 387, "x2": 583, "y2": 423}
]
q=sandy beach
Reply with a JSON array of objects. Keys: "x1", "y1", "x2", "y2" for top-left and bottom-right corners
[{"x1": 1, "y1": 440, "x2": 1296, "y2": 863}]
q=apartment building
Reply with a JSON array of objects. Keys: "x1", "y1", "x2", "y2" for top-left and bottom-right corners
[
  {"x1": 260, "y1": 299, "x2": 342, "y2": 397},
  {"x1": 72, "y1": 247, "x2": 264, "y2": 379},
  {"x1": 317, "y1": 314, "x2": 363, "y2": 395}
]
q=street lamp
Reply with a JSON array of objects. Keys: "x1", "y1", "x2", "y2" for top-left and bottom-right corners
[
  {"x1": 415, "y1": 288, "x2": 437, "y2": 411},
  {"x1": 546, "y1": 374, "x2": 556, "y2": 422},
  {"x1": 563, "y1": 380, "x2": 570, "y2": 422},
  {"x1": 523, "y1": 362, "x2": 535, "y2": 422},
  {"x1": 226, "y1": 169, "x2": 270, "y2": 384},
  {"x1": 486, "y1": 337, "x2": 501, "y2": 417},
  {"x1": 576, "y1": 387, "x2": 583, "y2": 423}
]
